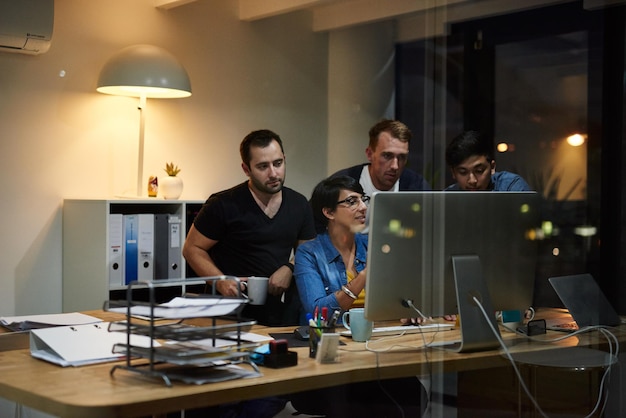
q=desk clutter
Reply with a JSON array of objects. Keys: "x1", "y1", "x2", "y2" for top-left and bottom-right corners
[
  {"x1": 254, "y1": 339, "x2": 298, "y2": 368},
  {"x1": 1, "y1": 312, "x2": 103, "y2": 332},
  {"x1": 22, "y1": 277, "x2": 303, "y2": 386},
  {"x1": 30, "y1": 322, "x2": 156, "y2": 367},
  {"x1": 101, "y1": 277, "x2": 273, "y2": 386},
  {"x1": 2, "y1": 304, "x2": 623, "y2": 417}
]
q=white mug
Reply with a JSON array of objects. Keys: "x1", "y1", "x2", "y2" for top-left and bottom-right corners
[{"x1": 246, "y1": 276, "x2": 269, "y2": 305}]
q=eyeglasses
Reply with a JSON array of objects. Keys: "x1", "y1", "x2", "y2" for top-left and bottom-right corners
[{"x1": 336, "y1": 195, "x2": 370, "y2": 209}]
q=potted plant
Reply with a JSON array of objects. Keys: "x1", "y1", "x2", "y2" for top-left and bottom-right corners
[{"x1": 160, "y1": 162, "x2": 183, "y2": 199}]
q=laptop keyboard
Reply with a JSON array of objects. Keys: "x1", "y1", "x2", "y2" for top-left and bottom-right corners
[{"x1": 546, "y1": 321, "x2": 579, "y2": 332}]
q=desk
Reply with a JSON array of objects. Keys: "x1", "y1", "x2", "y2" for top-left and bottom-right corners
[{"x1": 0, "y1": 310, "x2": 622, "y2": 418}]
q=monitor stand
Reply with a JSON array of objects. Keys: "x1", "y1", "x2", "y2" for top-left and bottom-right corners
[{"x1": 443, "y1": 255, "x2": 501, "y2": 353}]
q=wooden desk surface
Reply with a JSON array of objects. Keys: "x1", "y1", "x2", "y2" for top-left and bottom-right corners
[{"x1": 0, "y1": 309, "x2": 622, "y2": 418}]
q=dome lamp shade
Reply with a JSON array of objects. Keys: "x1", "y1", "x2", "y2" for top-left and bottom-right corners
[{"x1": 97, "y1": 44, "x2": 191, "y2": 99}]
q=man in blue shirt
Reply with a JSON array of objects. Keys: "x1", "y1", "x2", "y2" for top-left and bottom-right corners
[{"x1": 445, "y1": 130, "x2": 531, "y2": 191}]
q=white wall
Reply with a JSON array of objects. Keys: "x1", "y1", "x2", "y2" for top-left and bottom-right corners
[
  {"x1": 0, "y1": 0, "x2": 394, "y2": 317},
  {"x1": 327, "y1": 21, "x2": 396, "y2": 174}
]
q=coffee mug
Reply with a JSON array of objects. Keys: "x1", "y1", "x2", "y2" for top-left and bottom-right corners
[
  {"x1": 499, "y1": 307, "x2": 535, "y2": 329},
  {"x1": 246, "y1": 276, "x2": 269, "y2": 305},
  {"x1": 342, "y1": 307, "x2": 373, "y2": 342}
]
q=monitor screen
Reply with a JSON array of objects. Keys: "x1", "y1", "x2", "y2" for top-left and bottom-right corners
[{"x1": 364, "y1": 191, "x2": 540, "y2": 322}]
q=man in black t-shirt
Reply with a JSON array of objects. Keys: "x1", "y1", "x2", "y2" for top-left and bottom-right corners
[{"x1": 183, "y1": 129, "x2": 316, "y2": 326}]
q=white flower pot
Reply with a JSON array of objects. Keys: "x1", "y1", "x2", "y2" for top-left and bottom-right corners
[{"x1": 160, "y1": 176, "x2": 183, "y2": 200}]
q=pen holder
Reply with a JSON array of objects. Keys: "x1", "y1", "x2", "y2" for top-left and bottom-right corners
[{"x1": 308, "y1": 325, "x2": 335, "y2": 358}]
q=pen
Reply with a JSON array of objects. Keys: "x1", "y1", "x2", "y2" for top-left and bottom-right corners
[
  {"x1": 306, "y1": 313, "x2": 316, "y2": 327},
  {"x1": 328, "y1": 310, "x2": 340, "y2": 327},
  {"x1": 314, "y1": 307, "x2": 320, "y2": 327},
  {"x1": 321, "y1": 307, "x2": 328, "y2": 326},
  {"x1": 307, "y1": 312, "x2": 321, "y2": 337}
]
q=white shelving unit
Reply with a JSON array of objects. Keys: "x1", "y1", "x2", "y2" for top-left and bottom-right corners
[{"x1": 62, "y1": 198, "x2": 205, "y2": 312}]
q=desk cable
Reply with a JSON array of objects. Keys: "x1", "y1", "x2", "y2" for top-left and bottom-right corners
[
  {"x1": 361, "y1": 301, "x2": 453, "y2": 418},
  {"x1": 371, "y1": 351, "x2": 406, "y2": 418},
  {"x1": 474, "y1": 296, "x2": 619, "y2": 418}
]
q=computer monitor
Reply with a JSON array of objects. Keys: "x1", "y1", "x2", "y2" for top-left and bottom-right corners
[{"x1": 364, "y1": 191, "x2": 540, "y2": 322}]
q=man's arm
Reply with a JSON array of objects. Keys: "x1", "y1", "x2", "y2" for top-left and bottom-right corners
[
  {"x1": 267, "y1": 237, "x2": 314, "y2": 296},
  {"x1": 182, "y1": 225, "x2": 242, "y2": 296}
]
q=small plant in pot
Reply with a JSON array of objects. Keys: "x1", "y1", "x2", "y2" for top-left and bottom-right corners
[{"x1": 160, "y1": 162, "x2": 183, "y2": 199}]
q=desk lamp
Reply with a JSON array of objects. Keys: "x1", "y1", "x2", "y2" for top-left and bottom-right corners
[{"x1": 97, "y1": 44, "x2": 192, "y2": 197}]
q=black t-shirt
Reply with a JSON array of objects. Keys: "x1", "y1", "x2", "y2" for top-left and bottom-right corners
[{"x1": 193, "y1": 182, "x2": 316, "y2": 325}]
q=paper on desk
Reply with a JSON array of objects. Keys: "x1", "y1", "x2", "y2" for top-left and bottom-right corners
[
  {"x1": 0, "y1": 312, "x2": 102, "y2": 332},
  {"x1": 30, "y1": 322, "x2": 158, "y2": 367},
  {"x1": 109, "y1": 297, "x2": 247, "y2": 319},
  {"x1": 190, "y1": 332, "x2": 274, "y2": 348}
]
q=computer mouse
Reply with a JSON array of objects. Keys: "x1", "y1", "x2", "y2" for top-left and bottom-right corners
[{"x1": 293, "y1": 325, "x2": 309, "y2": 341}]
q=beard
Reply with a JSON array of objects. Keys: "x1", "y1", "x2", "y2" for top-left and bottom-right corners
[{"x1": 250, "y1": 174, "x2": 284, "y2": 195}]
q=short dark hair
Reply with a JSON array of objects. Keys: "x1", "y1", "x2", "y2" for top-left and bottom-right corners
[
  {"x1": 240, "y1": 129, "x2": 285, "y2": 166},
  {"x1": 310, "y1": 175, "x2": 364, "y2": 232},
  {"x1": 445, "y1": 130, "x2": 493, "y2": 168},
  {"x1": 368, "y1": 119, "x2": 412, "y2": 149}
]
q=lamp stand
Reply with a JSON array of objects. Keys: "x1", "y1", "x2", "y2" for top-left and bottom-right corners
[{"x1": 136, "y1": 94, "x2": 147, "y2": 197}]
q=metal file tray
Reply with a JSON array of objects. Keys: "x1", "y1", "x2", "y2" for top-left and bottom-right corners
[
  {"x1": 107, "y1": 318, "x2": 256, "y2": 341},
  {"x1": 113, "y1": 340, "x2": 262, "y2": 366},
  {"x1": 105, "y1": 277, "x2": 261, "y2": 386},
  {"x1": 144, "y1": 363, "x2": 262, "y2": 385},
  {"x1": 104, "y1": 296, "x2": 247, "y2": 319}
]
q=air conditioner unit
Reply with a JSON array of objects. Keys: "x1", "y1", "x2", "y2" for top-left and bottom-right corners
[{"x1": 0, "y1": 0, "x2": 54, "y2": 55}]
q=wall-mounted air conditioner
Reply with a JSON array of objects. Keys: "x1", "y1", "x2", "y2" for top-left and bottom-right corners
[{"x1": 0, "y1": 0, "x2": 54, "y2": 55}]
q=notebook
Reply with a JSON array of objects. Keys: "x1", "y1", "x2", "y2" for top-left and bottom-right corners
[{"x1": 547, "y1": 274, "x2": 621, "y2": 331}]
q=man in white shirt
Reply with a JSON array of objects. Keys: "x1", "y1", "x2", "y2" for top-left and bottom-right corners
[{"x1": 331, "y1": 119, "x2": 430, "y2": 230}]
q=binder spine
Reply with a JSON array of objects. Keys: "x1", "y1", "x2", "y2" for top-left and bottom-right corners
[
  {"x1": 154, "y1": 214, "x2": 182, "y2": 280},
  {"x1": 123, "y1": 214, "x2": 138, "y2": 284},
  {"x1": 137, "y1": 214, "x2": 155, "y2": 281},
  {"x1": 109, "y1": 214, "x2": 124, "y2": 287}
]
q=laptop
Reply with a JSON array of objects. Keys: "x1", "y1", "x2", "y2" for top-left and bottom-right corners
[{"x1": 547, "y1": 274, "x2": 622, "y2": 331}]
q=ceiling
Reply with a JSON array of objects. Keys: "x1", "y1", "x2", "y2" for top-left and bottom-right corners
[{"x1": 154, "y1": 0, "x2": 624, "y2": 41}]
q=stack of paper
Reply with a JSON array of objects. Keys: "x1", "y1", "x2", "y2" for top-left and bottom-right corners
[
  {"x1": 30, "y1": 322, "x2": 157, "y2": 367},
  {"x1": 0, "y1": 312, "x2": 102, "y2": 332},
  {"x1": 109, "y1": 297, "x2": 247, "y2": 319}
]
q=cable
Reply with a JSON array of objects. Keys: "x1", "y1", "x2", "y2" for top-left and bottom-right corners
[
  {"x1": 404, "y1": 298, "x2": 460, "y2": 417},
  {"x1": 403, "y1": 299, "x2": 429, "y2": 322},
  {"x1": 473, "y1": 296, "x2": 619, "y2": 418},
  {"x1": 374, "y1": 352, "x2": 406, "y2": 418}
]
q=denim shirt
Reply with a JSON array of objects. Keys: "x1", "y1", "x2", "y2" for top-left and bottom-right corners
[{"x1": 294, "y1": 232, "x2": 368, "y2": 323}]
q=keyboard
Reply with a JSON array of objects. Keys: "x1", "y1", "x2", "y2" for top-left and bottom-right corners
[
  {"x1": 546, "y1": 321, "x2": 579, "y2": 332},
  {"x1": 340, "y1": 323, "x2": 453, "y2": 337}
]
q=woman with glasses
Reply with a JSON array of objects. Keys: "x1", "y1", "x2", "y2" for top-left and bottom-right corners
[
  {"x1": 291, "y1": 175, "x2": 426, "y2": 417},
  {"x1": 294, "y1": 175, "x2": 370, "y2": 317}
]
